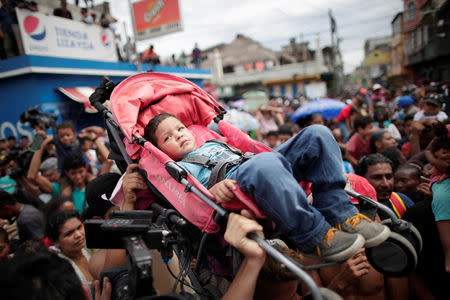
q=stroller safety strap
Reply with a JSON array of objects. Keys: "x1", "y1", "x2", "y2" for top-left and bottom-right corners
[{"x1": 181, "y1": 140, "x2": 254, "y2": 189}]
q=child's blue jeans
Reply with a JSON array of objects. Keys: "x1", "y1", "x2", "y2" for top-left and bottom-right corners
[{"x1": 230, "y1": 125, "x2": 358, "y2": 251}]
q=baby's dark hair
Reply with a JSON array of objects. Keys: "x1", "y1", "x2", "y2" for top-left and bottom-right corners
[
  {"x1": 144, "y1": 113, "x2": 177, "y2": 146},
  {"x1": 431, "y1": 137, "x2": 450, "y2": 154},
  {"x1": 431, "y1": 123, "x2": 449, "y2": 154},
  {"x1": 56, "y1": 121, "x2": 75, "y2": 133}
]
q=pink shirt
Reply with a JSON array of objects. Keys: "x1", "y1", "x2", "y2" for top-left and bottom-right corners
[{"x1": 347, "y1": 134, "x2": 371, "y2": 161}]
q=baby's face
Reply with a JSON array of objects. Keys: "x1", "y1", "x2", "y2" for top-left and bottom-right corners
[
  {"x1": 435, "y1": 148, "x2": 450, "y2": 163},
  {"x1": 154, "y1": 117, "x2": 197, "y2": 160}
]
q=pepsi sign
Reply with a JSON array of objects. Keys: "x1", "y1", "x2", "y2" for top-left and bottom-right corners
[
  {"x1": 23, "y1": 15, "x2": 46, "y2": 40},
  {"x1": 16, "y1": 9, "x2": 118, "y2": 62}
]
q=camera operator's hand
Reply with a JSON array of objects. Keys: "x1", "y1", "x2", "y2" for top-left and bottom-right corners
[
  {"x1": 122, "y1": 164, "x2": 147, "y2": 210},
  {"x1": 94, "y1": 277, "x2": 112, "y2": 300}
]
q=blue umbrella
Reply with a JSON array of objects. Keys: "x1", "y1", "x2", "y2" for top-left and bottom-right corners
[
  {"x1": 224, "y1": 109, "x2": 260, "y2": 131},
  {"x1": 291, "y1": 99, "x2": 346, "y2": 121}
]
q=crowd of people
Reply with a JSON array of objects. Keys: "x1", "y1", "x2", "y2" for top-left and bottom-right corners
[
  {"x1": 0, "y1": 78, "x2": 449, "y2": 300},
  {"x1": 140, "y1": 42, "x2": 204, "y2": 69}
]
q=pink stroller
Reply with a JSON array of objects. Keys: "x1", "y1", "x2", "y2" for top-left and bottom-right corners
[
  {"x1": 88, "y1": 73, "x2": 421, "y2": 299},
  {"x1": 86, "y1": 72, "x2": 337, "y2": 300}
]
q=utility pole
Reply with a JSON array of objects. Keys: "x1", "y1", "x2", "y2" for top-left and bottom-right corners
[
  {"x1": 128, "y1": 0, "x2": 142, "y2": 72},
  {"x1": 328, "y1": 9, "x2": 337, "y2": 96}
]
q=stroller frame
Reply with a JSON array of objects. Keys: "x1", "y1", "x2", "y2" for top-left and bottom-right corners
[{"x1": 89, "y1": 75, "x2": 335, "y2": 300}]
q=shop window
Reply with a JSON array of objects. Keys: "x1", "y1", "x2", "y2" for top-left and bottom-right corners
[{"x1": 407, "y1": 2, "x2": 416, "y2": 21}]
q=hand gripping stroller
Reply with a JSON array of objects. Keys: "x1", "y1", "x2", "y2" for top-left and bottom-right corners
[{"x1": 89, "y1": 75, "x2": 346, "y2": 300}]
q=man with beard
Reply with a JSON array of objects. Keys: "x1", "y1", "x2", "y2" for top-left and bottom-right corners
[
  {"x1": 355, "y1": 154, "x2": 414, "y2": 219},
  {"x1": 394, "y1": 164, "x2": 432, "y2": 203}
]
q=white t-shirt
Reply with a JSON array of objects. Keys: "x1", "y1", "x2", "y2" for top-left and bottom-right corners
[{"x1": 413, "y1": 110, "x2": 448, "y2": 122}]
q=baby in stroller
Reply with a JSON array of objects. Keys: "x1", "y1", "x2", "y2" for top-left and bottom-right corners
[{"x1": 143, "y1": 112, "x2": 390, "y2": 262}]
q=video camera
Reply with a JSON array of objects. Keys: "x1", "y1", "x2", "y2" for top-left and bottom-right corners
[
  {"x1": 20, "y1": 106, "x2": 58, "y2": 151},
  {"x1": 20, "y1": 105, "x2": 57, "y2": 130},
  {"x1": 84, "y1": 205, "x2": 199, "y2": 300}
]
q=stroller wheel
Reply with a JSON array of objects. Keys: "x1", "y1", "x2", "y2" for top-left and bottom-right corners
[
  {"x1": 381, "y1": 219, "x2": 423, "y2": 254},
  {"x1": 365, "y1": 231, "x2": 417, "y2": 277}
]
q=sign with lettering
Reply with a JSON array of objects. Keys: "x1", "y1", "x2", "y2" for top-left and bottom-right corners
[
  {"x1": 364, "y1": 49, "x2": 391, "y2": 67},
  {"x1": 132, "y1": 0, "x2": 183, "y2": 41},
  {"x1": 16, "y1": 9, "x2": 118, "y2": 62}
]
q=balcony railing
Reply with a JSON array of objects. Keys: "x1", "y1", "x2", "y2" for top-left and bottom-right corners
[{"x1": 219, "y1": 61, "x2": 327, "y2": 86}]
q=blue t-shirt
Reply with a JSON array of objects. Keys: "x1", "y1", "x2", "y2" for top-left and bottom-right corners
[
  {"x1": 177, "y1": 142, "x2": 241, "y2": 188},
  {"x1": 52, "y1": 130, "x2": 82, "y2": 174},
  {"x1": 51, "y1": 182, "x2": 87, "y2": 214},
  {"x1": 431, "y1": 178, "x2": 450, "y2": 222}
]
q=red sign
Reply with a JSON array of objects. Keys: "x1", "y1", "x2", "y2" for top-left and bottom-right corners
[{"x1": 132, "y1": 0, "x2": 183, "y2": 41}]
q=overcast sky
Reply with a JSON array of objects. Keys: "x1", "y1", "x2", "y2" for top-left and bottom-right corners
[{"x1": 89, "y1": 0, "x2": 403, "y2": 73}]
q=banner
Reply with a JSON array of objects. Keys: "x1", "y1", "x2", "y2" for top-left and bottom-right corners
[
  {"x1": 364, "y1": 49, "x2": 391, "y2": 67},
  {"x1": 132, "y1": 0, "x2": 183, "y2": 41},
  {"x1": 16, "y1": 9, "x2": 118, "y2": 62}
]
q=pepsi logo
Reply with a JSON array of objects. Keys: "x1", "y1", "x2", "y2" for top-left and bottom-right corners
[
  {"x1": 100, "y1": 30, "x2": 111, "y2": 47},
  {"x1": 23, "y1": 15, "x2": 46, "y2": 41}
]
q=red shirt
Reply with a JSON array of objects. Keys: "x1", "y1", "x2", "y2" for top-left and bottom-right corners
[
  {"x1": 347, "y1": 134, "x2": 371, "y2": 161},
  {"x1": 401, "y1": 142, "x2": 411, "y2": 157},
  {"x1": 337, "y1": 104, "x2": 352, "y2": 122}
]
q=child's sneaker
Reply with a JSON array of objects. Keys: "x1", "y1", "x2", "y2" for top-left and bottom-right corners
[
  {"x1": 304, "y1": 228, "x2": 365, "y2": 262},
  {"x1": 338, "y1": 213, "x2": 390, "y2": 248}
]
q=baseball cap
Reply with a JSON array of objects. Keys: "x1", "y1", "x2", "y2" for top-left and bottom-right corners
[
  {"x1": 344, "y1": 173, "x2": 377, "y2": 204},
  {"x1": 397, "y1": 96, "x2": 414, "y2": 108},
  {"x1": 40, "y1": 157, "x2": 58, "y2": 172},
  {"x1": 372, "y1": 83, "x2": 382, "y2": 90},
  {"x1": 0, "y1": 176, "x2": 16, "y2": 194},
  {"x1": 83, "y1": 173, "x2": 121, "y2": 219}
]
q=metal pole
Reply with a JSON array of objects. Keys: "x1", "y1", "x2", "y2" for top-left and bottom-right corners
[
  {"x1": 128, "y1": 0, "x2": 142, "y2": 72},
  {"x1": 328, "y1": 8, "x2": 336, "y2": 96}
]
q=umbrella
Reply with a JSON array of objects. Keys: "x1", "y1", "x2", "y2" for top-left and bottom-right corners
[
  {"x1": 291, "y1": 99, "x2": 346, "y2": 121},
  {"x1": 231, "y1": 99, "x2": 246, "y2": 108},
  {"x1": 224, "y1": 109, "x2": 260, "y2": 131}
]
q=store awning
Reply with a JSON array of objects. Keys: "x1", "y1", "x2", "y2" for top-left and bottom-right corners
[{"x1": 57, "y1": 87, "x2": 102, "y2": 113}]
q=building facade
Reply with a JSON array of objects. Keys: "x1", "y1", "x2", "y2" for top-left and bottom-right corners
[
  {"x1": 390, "y1": 12, "x2": 414, "y2": 86},
  {"x1": 201, "y1": 34, "x2": 331, "y2": 100},
  {"x1": 403, "y1": 0, "x2": 450, "y2": 81}
]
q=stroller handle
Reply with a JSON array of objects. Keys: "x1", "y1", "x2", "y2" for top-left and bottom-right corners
[{"x1": 344, "y1": 189, "x2": 401, "y2": 224}]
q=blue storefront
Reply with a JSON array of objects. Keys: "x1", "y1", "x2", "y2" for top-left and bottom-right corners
[{"x1": 0, "y1": 55, "x2": 211, "y2": 139}]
